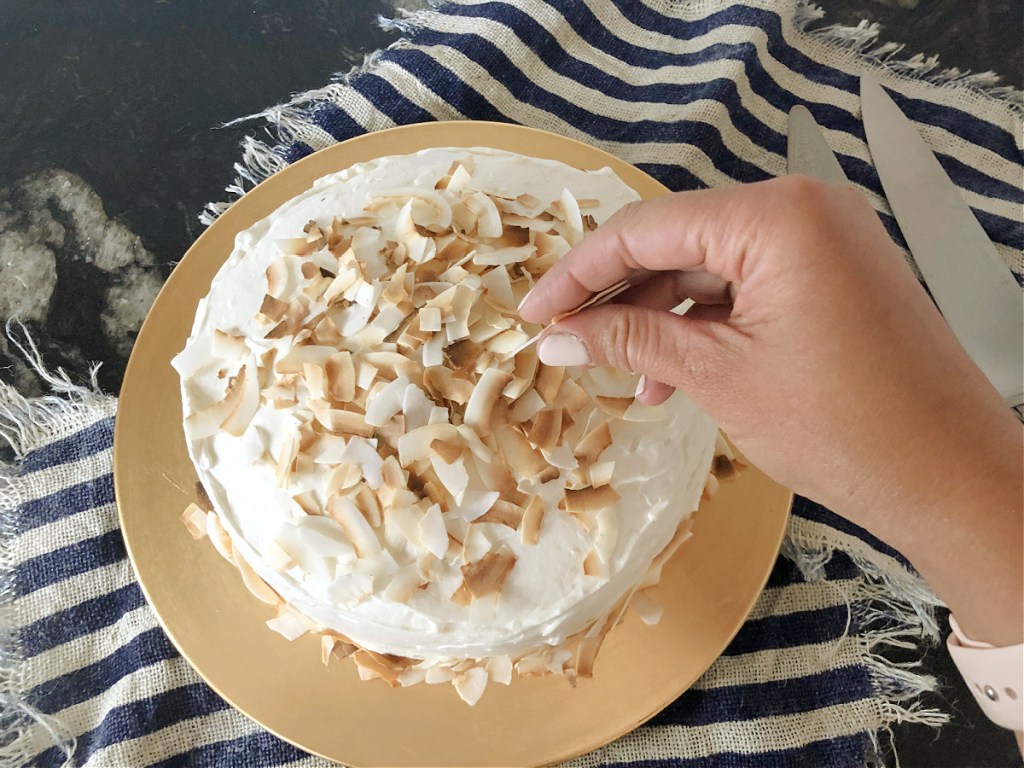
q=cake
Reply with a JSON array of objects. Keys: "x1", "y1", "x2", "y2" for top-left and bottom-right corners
[{"x1": 172, "y1": 147, "x2": 723, "y2": 704}]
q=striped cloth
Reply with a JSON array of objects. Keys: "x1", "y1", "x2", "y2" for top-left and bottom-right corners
[{"x1": 3, "y1": 1, "x2": 1022, "y2": 766}]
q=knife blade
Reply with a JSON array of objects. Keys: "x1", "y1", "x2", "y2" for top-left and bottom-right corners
[
  {"x1": 787, "y1": 105, "x2": 848, "y2": 183},
  {"x1": 861, "y1": 75, "x2": 1024, "y2": 407}
]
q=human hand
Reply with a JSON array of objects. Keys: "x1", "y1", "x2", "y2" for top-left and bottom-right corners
[{"x1": 519, "y1": 176, "x2": 1022, "y2": 645}]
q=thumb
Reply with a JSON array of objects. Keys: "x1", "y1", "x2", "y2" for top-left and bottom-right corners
[{"x1": 536, "y1": 303, "x2": 728, "y2": 399}]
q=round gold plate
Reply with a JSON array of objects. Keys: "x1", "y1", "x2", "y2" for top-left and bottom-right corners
[{"x1": 115, "y1": 121, "x2": 792, "y2": 767}]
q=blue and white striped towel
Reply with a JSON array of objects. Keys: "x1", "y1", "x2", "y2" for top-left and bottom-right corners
[{"x1": 3, "y1": 1, "x2": 1022, "y2": 766}]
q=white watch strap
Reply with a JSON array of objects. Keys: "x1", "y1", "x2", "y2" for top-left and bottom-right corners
[{"x1": 947, "y1": 615, "x2": 1023, "y2": 732}]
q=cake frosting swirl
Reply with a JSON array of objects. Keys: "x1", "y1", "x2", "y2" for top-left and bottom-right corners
[{"x1": 173, "y1": 147, "x2": 718, "y2": 703}]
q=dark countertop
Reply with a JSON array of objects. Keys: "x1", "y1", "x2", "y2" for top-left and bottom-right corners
[{"x1": 1, "y1": 2, "x2": 1020, "y2": 766}]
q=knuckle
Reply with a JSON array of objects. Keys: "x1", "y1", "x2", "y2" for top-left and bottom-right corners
[
  {"x1": 774, "y1": 174, "x2": 836, "y2": 211},
  {"x1": 601, "y1": 310, "x2": 652, "y2": 374}
]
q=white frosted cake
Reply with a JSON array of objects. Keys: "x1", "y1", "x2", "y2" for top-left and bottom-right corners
[{"x1": 173, "y1": 147, "x2": 720, "y2": 704}]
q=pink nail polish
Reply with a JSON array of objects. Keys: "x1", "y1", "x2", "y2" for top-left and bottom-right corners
[{"x1": 538, "y1": 334, "x2": 590, "y2": 367}]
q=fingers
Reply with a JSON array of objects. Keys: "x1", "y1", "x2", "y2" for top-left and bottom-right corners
[
  {"x1": 518, "y1": 184, "x2": 767, "y2": 324},
  {"x1": 619, "y1": 269, "x2": 733, "y2": 311},
  {"x1": 536, "y1": 303, "x2": 734, "y2": 399}
]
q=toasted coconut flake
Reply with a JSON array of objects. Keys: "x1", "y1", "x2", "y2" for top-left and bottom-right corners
[
  {"x1": 565, "y1": 485, "x2": 620, "y2": 515},
  {"x1": 380, "y1": 454, "x2": 405, "y2": 488},
  {"x1": 361, "y1": 351, "x2": 422, "y2": 381},
  {"x1": 575, "y1": 422, "x2": 612, "y2": 464},
  {"x1": 383, "y1": 565, "x2": 424, "y2": 603},
  {"x1": 630, "y1": 589, "x2": 664, "y2": 625},
  {"x1": 559, "y1": 188, "x2": 585, "y2": 245},
  {"x1": 430, "y1": 438, "x2": 463, "y2": 464},
  {"x1": 534, "y1": 365, "x2": 565, "y2": 404},
  {"x1": 495, "y1": 420, "x2": 549, "y2": 481},
  {"x1": 461, "y1": 523, "x2": 493, "y2": 563},
  {"x1": 322, "y1": 633, "x2": 357, "y2": 665},
  {"x1": 263, "y1": 540, "x2": 293, "y2": 571},
  {"x1": 310, "y1": 403, "x2": 375, "y2": 438},
  {"x1": 328, "y1": 495, "x2": 382, "y2": 557},
  {"x1": 353, "y1": 483, "x2": 383, "y2": 528},
  {"x1": 275, "y1": 345, "x2": 335, "y2": 374},
  {"x1": 266, "y1": 258, "x2": 291, "y2": 297},
  {"x1": 442, "y1": 338, "x2": 482, "y2": 374},
  {"x1": 263, "y1": 298, "x2": 308, "y2": 340},
  {"x1": 181, "y1": 503, "x2": 208, "y2": 540},
  {"x1": 486, "y1": 654, "x2": 514, "y2": 685},
  {"x1": 515, "y1": 650, "x2": 555, "y2": 677},
  {"x1": 356, "y1": 359, "x2": 378, "y2": 391},
  {"x1": 275, "y1": 237, "x2": 315, "y2": 257},
  {"x1": 557, "y1": 376, "x2": 591, "y2": 413},
  {"x1": 486, "y1": 328, "x2": 530, "y2": 357},
  {"x1": 543, "y1": 443, "x2": 578, "y2": 471},
  {"x1": 453, "y1": 667, "x2": 488, "y2": 706},
  {"x1": 445, "y1": 162, "x2": 475, "y2": 194},
  {"x1": 351, "y1": 650, "x2": 402, "y2": 687},
  {"x1": 431, "y1": 453, "x2": 470, "y2": 505},
  {"x1": 475, "y1": 500, "x2": 524, "y2": 529},
  {"x1": 473, "y1": 244, "x2": 536, "y2": 266},
  {"x1": 274, "y1": 437, "x2": 299, "y2": 487},
  {"x1": 455, "y1": 424, "x2": 493, "y2": 462},
  {"x1": 425, "y1": 665, "x2": 457, "y2": 684},
  {"x1": 480, "y1": 267, "x2": 515, "y2": 309},
  {"x1": 463, "y1": 369, "x2": 513, "y2": 438},
  {"x1": 364, "y1": 376, "x2": 409, "y2": 427},
  {"x1": 418, "y1": 503, "x2": 449, "y2": 559},
  {"x1": 589, "y1": 461, "x2": 615, "y2": 488},
  {"x1": 595, "y1": 395, "x2": 633, "y2": 419},
  {"x1": 323, "y1": 264, "x2": 359, "y2": 303},
  {"x1": 504, "y1": 350, "x2": 540, "y2": 400},
  {"x1": 419, "y1": 306, "x2": 442, "y2": 332},
  {"x1": 509, "y1": 389, "x2": 545, "y2": 423},
  {"x1": 450, "y1": 580, "x2": 474, "y2": 606},
  {"x1": 398, "y1": 423, "x2": 459, "y2": 466},
  {"x1": 231, "y1": 541, "x2": 280, "y2": 605},
  {"x1": 266, "y1": 608, "x2": 312, "y2": 642},
  {"x1": 325, "y1": 351, "x2": 356, "y2": 402},
  {"x1": 585, "y1": 548, "x2": 606, "y2": 581},
  {"x1": 520, "y1": 495, "x2": 544, "y2": 545},
  {"x1": 464, "y1": 191, "x2": 503, "y2": 238},
  {"x1": 372, "y1": 187, "x2": 454, "y2": 229},
  {"x1": 342, "y1": 437, "x2": 385, "y2": 489},
  {"x1": 533, "y1": 231, "x2": 571, "y2": 260},
  {"x1": 292, "y1": 491, "x2": 321, "y2": 516},
  {"x1": 258, "y1": 294, "x2": 289, "y2": 323},
  {"x1": 574, "y1": 634, "x2": 602, "y2": 679},
  {"x1": 712, "y1": 452, "x2": 745, "y2": 481},
  {"x1": 454, "y1": 490, "x2": 500, "y2": 523},
  {"x1": 527, "y1": 409, "x2": 562, "y2": 453},
  {"x1": 184, "y1": 358, "x2": 251, "y2": 440},
  {"x1": 461, "y1": 550, "x2": 516, "y2": 598}
]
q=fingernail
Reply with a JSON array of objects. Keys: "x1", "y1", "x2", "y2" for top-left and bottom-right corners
[
  {"x1": 517, "y1": 291, "x2": 533, "y2": 315},
  {"x1": 538, "y1": 334, "x2": 590, "y2": 367},
  {"x1": 635, "y1": 375, "x2": 647, "y2": 398}
]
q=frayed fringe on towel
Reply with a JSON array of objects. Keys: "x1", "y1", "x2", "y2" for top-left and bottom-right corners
[
  {"x1": 0, "y1": 322, "x2": 115, "y2": 768},
  {"x1": 782, "y1": 516, "x2": 949, "y2": 763}
]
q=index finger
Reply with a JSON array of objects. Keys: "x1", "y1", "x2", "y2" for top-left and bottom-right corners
[{"x1": 517, "y1": 185, "x2": 752, "y2": 324}]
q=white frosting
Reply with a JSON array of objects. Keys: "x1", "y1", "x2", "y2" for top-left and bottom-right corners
[{"x1": 175, "y1": 147, "x2": 717, "y2": 663}]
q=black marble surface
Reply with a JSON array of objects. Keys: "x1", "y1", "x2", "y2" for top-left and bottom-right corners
[{"x1": 1, "y1": 1, "x2": 1021, "y2": 766}]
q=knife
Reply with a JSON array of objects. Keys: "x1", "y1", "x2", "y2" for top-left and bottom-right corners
[
  {"x1": 861, "y1": 75, "x2": 1024, "y2": 407},
  {"x1": 787, "y1": 105, "x2": 848, "y2": 183}
]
